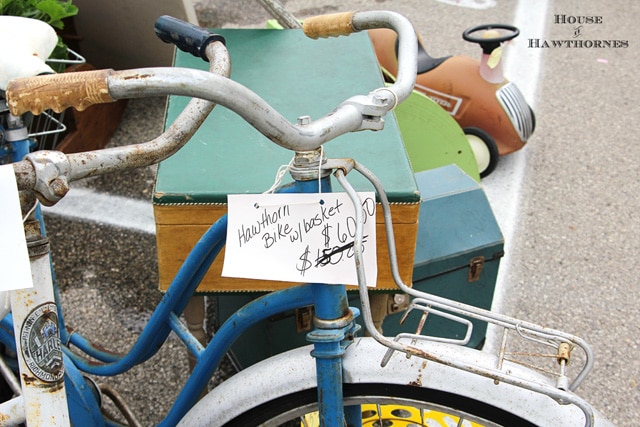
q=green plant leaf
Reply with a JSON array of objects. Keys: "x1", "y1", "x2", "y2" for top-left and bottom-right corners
[
  {"x1": 36, "y1": 0, "x2": 78, "y2": 29},
  {"x1": 0, "y1": 0, "x2": 17, "y2": 11}
]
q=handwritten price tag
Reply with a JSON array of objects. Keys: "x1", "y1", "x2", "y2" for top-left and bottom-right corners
[
  {"x1": 0, "y1": 165, "x2": 33, "y2": 292},
  {"x1": 222, "y1": 192, "x2": 377, "y2": 286}
]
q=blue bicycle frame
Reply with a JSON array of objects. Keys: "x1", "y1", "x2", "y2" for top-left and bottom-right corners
[{"x1": 0, "y1": 171, "x2": 364, "y2": 426}]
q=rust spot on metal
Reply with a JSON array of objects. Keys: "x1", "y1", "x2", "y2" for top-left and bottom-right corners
[
  {"x1": 408, "y1": 361, "x2": 428, "y2": 387},
  {"x1": 51, "y1": 381, "x2": 64, "y2": 392},
  {"x1": 122, "y1": 73, "x2": 153, "y2": 80},
  {"x1": 22, "y1": 373, "x2": 65, "y2": 391},
  {"x1": 22, "y1": 374, "x2": 37, "y2": 385}
]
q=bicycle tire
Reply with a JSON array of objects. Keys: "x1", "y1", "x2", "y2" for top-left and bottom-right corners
[
  {"x1": 178, "y1": 338, "x2": 608, "y2": 427},
  {"x1": 224, "y1": 382, "x2": 535, "y2": 426}
]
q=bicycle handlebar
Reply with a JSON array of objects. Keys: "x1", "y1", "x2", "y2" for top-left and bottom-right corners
[
  {"x1": 11, "y1": 41, "x2": 230, "y2": 205},
  {"x1": 8, "y1": 10, "x2": 416, "y2": 116},
  {"x1": 6, "y1": 10, "x2": 417, "y2": 205}
]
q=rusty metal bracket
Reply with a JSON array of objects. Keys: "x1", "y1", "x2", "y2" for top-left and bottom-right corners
[
  {"x1": 24, "y1": 150, "x2": 70, "y2": 206},
  {"x1": 468, "y1": 256, "x2": 485, "y2": 282},
  {"x1": 295, "y1": 306, "x2": 314, "y2": 333}
]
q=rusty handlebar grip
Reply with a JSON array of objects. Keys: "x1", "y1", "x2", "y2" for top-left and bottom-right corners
[
  {"x1": 6, "y1": 69, "x2": 115, "y2": 116},
  {"x1": 303, "y1": 11, "x2": 356, "y2": 39}
]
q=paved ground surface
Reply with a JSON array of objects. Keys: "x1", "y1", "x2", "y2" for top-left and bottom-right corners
[{"x1": 40, "y1": 0, "x2": 637, "y2": 425}]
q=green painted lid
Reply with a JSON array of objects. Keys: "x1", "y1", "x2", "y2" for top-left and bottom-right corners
[
  {"x1": 154, "y1": 29, "x2": 418, "y2": 205},
  {"x1": 412, "y1": 165, "x2": 504, "y2": 279}
]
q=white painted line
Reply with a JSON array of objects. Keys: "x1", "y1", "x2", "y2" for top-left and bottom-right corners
[
  {"x1": 42, "y1": 188, "x2": 156, "y2": 235},
  {"x1": 433, "y1": 0, "x2": 497, "y2": 10},
  {"x1": 482, "y1": 0, "x2": 549, "y2": 352}
]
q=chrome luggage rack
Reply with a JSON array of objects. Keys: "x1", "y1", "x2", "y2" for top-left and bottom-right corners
[
  {"x1": 381, "y1": 294, "x2": 592, "y2": 393},
  {"x1": 334, "y1": 159, "x2": 598, "y2": 426},
  {"x1": 375, "y1": 290, "x2": 596, "y2": 425}
]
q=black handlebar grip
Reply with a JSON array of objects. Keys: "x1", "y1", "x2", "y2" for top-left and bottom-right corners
[{"x1": 154, "y1": 15, "x2": 226, "y2": 61}]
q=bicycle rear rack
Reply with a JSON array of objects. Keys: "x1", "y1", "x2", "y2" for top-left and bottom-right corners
[
  {"x1": 329, "y1": 158, "x2": 598, "y2": 427},
  {"x1": 381, "y1": 293, "x2": 591, "y2": 394}
]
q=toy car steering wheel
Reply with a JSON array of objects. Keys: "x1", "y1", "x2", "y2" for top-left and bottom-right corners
[{"x1": 463, "y1": 24, "x2": 519, "y2": 54}]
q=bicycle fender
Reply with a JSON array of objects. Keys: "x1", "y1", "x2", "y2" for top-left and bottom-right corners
[{"x1": 178, "y1": 337, "x2": 613, "y2": 426}]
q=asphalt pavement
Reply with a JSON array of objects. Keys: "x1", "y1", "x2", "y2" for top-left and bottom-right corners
[{"x1": 42, "y1": 0, "x2": 638, "y2": 425}]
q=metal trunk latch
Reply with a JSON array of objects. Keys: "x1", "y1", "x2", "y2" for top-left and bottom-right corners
[
  {"x1": 295, "y1": 306, "x2": 314, "y2": 332},
  {"x1": 468, "y1": 256, "x2": 485, "y2": 282}
]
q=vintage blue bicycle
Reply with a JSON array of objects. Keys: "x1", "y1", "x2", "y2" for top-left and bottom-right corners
[{"x1": 0, "y1": 10, "x2": 613, "y2": 427}]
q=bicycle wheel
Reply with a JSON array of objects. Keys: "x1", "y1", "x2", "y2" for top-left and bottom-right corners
[
  {"x1": 178, "y1": 338, "x2": 608, "y2": 427},
  {"x1": 224, "y1": 382, "x2": 535, "y2": 426}
]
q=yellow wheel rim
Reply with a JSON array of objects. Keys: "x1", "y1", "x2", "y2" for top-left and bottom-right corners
[{"x1": 302, "y1": 404, "x2": 486, "y2": 426}]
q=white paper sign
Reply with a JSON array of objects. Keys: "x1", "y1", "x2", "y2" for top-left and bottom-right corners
[
  {"x1": 0, "y1": 165, "x2": 33, "y2": 291},
  {"x1": 223, "y1": 192, "x2": 377, "y2": 286}
]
